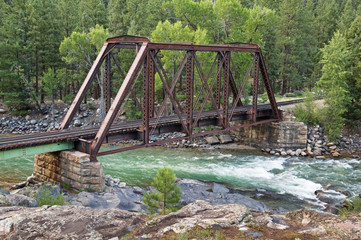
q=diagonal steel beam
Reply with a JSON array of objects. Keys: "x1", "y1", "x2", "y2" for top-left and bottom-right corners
[
  {"x1": 90, "y1": 42, "x2": 149, "y2": 160},
  {"x1": 60, "y1": 43, "x2": 111, "y2": 129},
  {"x1": 149, "y1": 53, "x2": 188, "y2": 137},
  {"x1": 150, "y1": 53, "x2": 189, "y2": 136}
]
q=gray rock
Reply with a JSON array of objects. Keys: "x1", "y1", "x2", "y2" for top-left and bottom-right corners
[
  {"x1": 281, "y1": 151, "x2": 287, "y2": 156},
  {"x1": 0, "y1": 108, "x2": 6, "y2": 114},
  {"x1": 205, "y1": 136, "x2": 220, "y2": 145},
  {"x1": 0, "y1": 187, "x2": 10, "y2": 195},
  {"x1": 270, "y1": 150, "x2": 275, "y2": 155},
  {"x1": 212, "y1": 183, "x2": 229, "y2": 194},
  {"x1": 2, "y1": 194, "x2": 37, "y2": 207},
  {"x1": 133, "y1": 187, "x2": 145, "y2": 195},
  {"x1": 74, "y1": 119, "x2": 82, "y2": 127},
  {"x1": 313, "y1": 148, "x2": 322, "y2": 156},
  {"x1": 30, "y1": 119, "x2": 37, "y2": 125},
  {"x1": 218, "y1": 135, "x2": 233, "y2": 144},
  {"x1": 0, "y1": 205, "x2": 144, "y2": 239},
  {"x1": 295, "y1": 149, "x2": 302, "y2": 156},
  {"x1": 25, "y1": 115, "x2": 31, "y2": 121}
]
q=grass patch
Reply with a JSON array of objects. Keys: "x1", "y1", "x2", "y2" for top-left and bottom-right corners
[
  {"x1": 338, "y1": 195, "x2": 361, "y2": 218},
  {"x1": 37, "y1": 184, "x2": 67, "y2": 207}
]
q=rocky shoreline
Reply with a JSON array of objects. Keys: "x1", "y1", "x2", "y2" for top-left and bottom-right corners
[
  {"x1": 1, "y1": 197, "x2": 360, "y2": 239},
  {"x1": 1, "y1": 177, "x2": 361, "y2": 239},
  {"x1": 262, "y1": 125, "x2": 361, "y2": 159}
]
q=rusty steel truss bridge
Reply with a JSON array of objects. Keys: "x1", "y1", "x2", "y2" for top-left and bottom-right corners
[{"x1": 0, "y1": 35, "x2": 286, "y2": 161}]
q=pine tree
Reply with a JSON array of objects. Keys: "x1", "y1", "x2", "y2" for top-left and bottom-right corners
[
  {"x1": 317, "y1": 31, "x2": 350, "y2": 140},
  {"x1": 79, "y1": 0, "x2": 108, "y2": 31},
  {"x1": 43, "y1": 69, "x2": 60, "y2": 121},
  {"x1": 143, "y1": 167, "x2": 181, "y2": 215},
  {"x1": 338, "y1": 0, "x2": 358, "y2": 34},
  {"x1": 314, "y1": 0, "x2": 340, "y2": 48},
  {"x1": 276, "y1": 0, "x2": 316, "y2": 94},
  {"x1": 344, "y1": 16, "x2": 361, "y2": 124},
  {"x1": 28, "y1": 0, "x2": 63, "y2": 103},
  {"x1": 58, "y1": 0, "x2": 81, "y2": 37},
  {"x1": 108, "y1": 0, "x2": 128, "y2": 36},
  {"x1": 0, "y1": 0, "x2": 32, "y2": 113}
]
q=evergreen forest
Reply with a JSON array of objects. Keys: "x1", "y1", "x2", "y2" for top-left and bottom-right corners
[{"x1": 1, "y1": 0, "x2": 361, "y2": 139}]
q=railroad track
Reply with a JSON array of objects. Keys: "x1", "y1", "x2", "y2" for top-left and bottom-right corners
[{"x1": 0, "y1": 99, "x2": 303, "y2": 151}]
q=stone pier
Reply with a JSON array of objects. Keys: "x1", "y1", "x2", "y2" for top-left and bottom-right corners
[
  {"x1": 232, "y1": 120, "x2": 308, "y2": 150},
  {"x1": 33, "y1": 150, "x2": 105, "y2": 192}
]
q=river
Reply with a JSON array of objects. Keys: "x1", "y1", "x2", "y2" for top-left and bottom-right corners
[{"x1": 0, "y1": 146, "x2": 360, "y2": 210}]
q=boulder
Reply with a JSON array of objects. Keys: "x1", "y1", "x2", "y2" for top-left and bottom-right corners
[
  {"x1": 218, "y1": 135, "x2": 233, "y2": 144},
  {"x1": 205, "y1": 136, "x2": 220, "y2": 145},
  {"x1": 74, "y1": 119, "x2": 82, "y2": 127},
  {"x1": 0, "y1": 109, "x2": 6, "y2": 114},
  {"x1": 2, "y1": 194, "x2": 37, "y2": 207},
  {"x1": 295, "y1": 149, "x2": 302, "y2": 156},
  {"x1": 313, "y1": 148, "x2": 322, "y2": 156},
  {"x1": 212, "y1": 183, "x2": 229, "y2": 194},
  {"x1": 0, "y1": 205, "x2": 145, "y2": 239},
  {"x1": 30, "y1": 119, "x2": 37, "y2": 125},
  {"x1": 331, "y1": 151, "x2": 341, "y2": 157}
]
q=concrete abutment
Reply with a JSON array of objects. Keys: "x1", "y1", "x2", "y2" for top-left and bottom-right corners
[{"x1": 33, "y1": 150, "x2": 105, "y2": 192}]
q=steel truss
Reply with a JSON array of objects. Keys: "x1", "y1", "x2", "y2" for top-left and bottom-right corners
[{"x1": 60, "y1": 35, "x2": 281, "y2": 161}]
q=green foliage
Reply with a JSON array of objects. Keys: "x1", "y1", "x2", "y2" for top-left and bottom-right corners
[
  {"x1": 63, "y1": 94, "x2": 75, "y2": 105},
  {"x1": 285, "y1": 92, "x2": 304, "y2": 98},
  {"x1": 43, "y1": 69, "x2": 59, "y2": 97},
  {"x1": 338, "y1": 195, "x2": 361, "y2": 218},
  {"x1": 317, "y1": 31, "x2": 350, "y2": 141},
  {"x1": 61, "y1": 182, "x2": 72, "y2": 191},
  {"x1": 276, "y1": 0, "x2": 317, "y2": 94},
  {"x1": 37, "y1": 185, "x2": 67, "y2": 207},
  {"x1": 344, "y1": 16, "x2": 361, "y2": 125},
  {"x1": 293, "y1": 91, "x2": 320, "y2": 125},
  {"x1": 143, "y1": 167, "x2": 181, "y2": 215}
]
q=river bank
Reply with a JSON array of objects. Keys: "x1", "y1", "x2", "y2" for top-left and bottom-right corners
[
  {"x1": 1, "y1": 199, "x2": 360, "y2": 239},
  {"x1": 1, "y1": 175, "x2": 361, "y2": 239}
]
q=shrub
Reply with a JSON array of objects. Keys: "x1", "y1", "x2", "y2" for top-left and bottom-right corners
[
  {"x1": 293, "y1": 91, "x2": 320, "y2": 125},
  {"x1": 87, "y1": 102, "x2": 96, "y2": 110},
  {"x1": 63, "y1": 94, "x2": 75, "y2": 105},
  {"x1": 37, "y1": 184, "x2": 67, "y2": 207},
  {"x1": 338, "y1": 195, "x2": 361, "y2": 218},
  {"x1": 143, "y1": 167, "x2": 181, "y2": 215}
]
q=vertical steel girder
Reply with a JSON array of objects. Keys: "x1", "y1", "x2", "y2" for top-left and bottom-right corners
[
  {"x1": 90, "y1": 42, "x2": 149, "y2": 160},
  {"x1": 222, "y1": 52, "x2": 230, "y2": 128},
  {"x1": 104, "y1": 54, "x2": 111, "y2": 113},
  {"x1": 142, "y1": 53, "x2": 150, "y2": 144},
  {"x1": 59, "y1": 35, "x2": 281, "y2": 160},
  {"x1": 216, "y1": 54, "x2": 222, "y2": 110},
  {"x1": 60, "y1": 43, "x2": 110, "y2": 129},
  {"x1": 250, "y1": 53, "x2": 260, "y2": 122},
  {"x1": 185, "y1": 51, "x2": 194, "y2": 135}
]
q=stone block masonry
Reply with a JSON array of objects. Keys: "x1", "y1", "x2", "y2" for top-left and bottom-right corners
[
  {"x1": 33, "y1": 150, "x2": 105, "y2": 192},
  {"x1": 231, "y1": 120, "x2": 307, "y2": 150}
]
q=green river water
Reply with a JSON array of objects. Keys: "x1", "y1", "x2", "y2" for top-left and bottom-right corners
[{"x1": 0, "y1": 146, "x2": 360, "y2": 209}]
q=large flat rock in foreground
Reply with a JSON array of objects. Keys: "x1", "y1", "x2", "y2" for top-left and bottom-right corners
[{"x1": 1, "y1": 201, "x2": 361, "y2": 239}]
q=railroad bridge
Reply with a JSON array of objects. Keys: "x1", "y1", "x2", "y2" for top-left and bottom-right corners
[{"x1": 0, "y1": 36, "x2": 284, "y2": 191}]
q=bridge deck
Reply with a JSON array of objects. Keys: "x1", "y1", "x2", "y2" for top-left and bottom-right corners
[{"x1": 0, "y1": 102, "x2": 284, "y2": 151}]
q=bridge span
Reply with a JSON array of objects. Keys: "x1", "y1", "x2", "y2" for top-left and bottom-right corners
[{"x1": 0, "y1": 35, "x2": 285, "y2": 161}]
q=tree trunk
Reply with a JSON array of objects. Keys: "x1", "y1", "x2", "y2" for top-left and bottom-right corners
[{"x1": 98, "y1": 68, "x2": 106, "y2": 121}]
